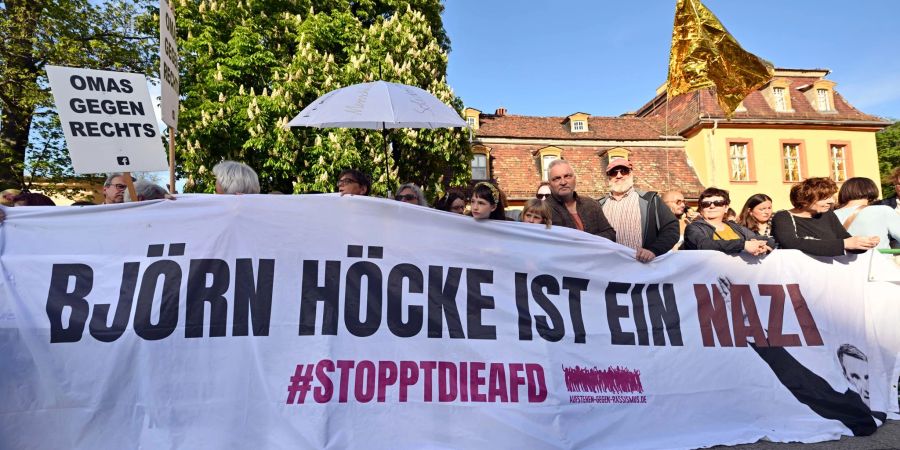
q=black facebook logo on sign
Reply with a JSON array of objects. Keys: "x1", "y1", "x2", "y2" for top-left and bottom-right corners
[{"x1": 116, "y1": 156, "x2": 130, "y2": 166}]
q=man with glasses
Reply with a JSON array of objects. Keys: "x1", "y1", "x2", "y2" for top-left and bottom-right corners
[
  {"x1": 101, "y1": 173, "x2": 133, "y2": 204},
  {"x1": 545, "y1": 159, "x2": 616, "y2": 241},
  {"x1": 336, "y1": 169, "x2": 371, "y2": 196},
  {"x1": 599, "y1": 159, "x2": 679, "y2": 263}
]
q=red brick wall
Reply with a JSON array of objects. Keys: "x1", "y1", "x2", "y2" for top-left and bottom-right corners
[{"x1": 486, "y1": 142, "x2": 704, "y2": 204}]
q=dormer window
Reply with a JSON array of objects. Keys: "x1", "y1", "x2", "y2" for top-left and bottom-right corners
[
  {"x1": 463, "y1": 107, "x2": 481, "y2": 130},
  {"x1": 773, "y1": 87, "x2": 787, "y2": 112},
  {"x1": 566, "y1": 112, "x2": 590, "y2": 133},
  {"x1": 801, "y1": 79, "x2": 836, "y2": 112},
  {"x1": 816, "y1": 89, "x2": 830, "y2": 111},
  {"x1": 765, "y1": 79, "x2": 793, "y2": 112}
]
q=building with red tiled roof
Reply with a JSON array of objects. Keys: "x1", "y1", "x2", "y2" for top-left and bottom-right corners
[
  {"x1": 635, "y1": 68, "x2": 890, "y2": 210},
  {"x1": 466, "y1": 68, "x2": 890, "y2": 210},
  {"x1": 465, "y1": 109, "x2": 703, "y2": 205}
]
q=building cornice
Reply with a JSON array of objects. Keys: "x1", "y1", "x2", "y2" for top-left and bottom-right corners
[
  {"x1": 472, "y1": 137, "x2": 686, "y2": 147},
  {"x1": 680, "y1": 118, "x2": 890, "y2": 137}
]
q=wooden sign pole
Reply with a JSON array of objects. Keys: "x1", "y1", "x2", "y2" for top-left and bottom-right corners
[
  {"x1": 123, "y1": 171, "x2": 137, "y2": 202},
  {"x1": 168, "y1": 129, "x2": 177, "y2": 194}
]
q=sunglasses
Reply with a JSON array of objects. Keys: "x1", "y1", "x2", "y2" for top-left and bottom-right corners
[
  {"x1": 700, "y1": 199, "x2": 728, "y2": 208},
  {"x1": 395, "y1": 194, "x2": 417, "y2": 202},
  {"x1": 606, "y1": 167, "x2": 631, "y2": 177},
  {"x1": 337, "y1": 178, "x2": 358, "y2": 186},
  {"x1": 536, "y1": 193, "x2": 550, "y2": 199}
]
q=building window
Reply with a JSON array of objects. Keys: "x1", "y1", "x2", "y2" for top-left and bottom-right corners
[
  {"x1": 536, "y1": 146, "x2": 562, "y2": 181},
  {"x1": 729, "y1": 142, "x2": 750, "y2": 181},
  {"x1": 830, "y1": 145, "x2": 847, "y2": 182},
  {"x1": 471, "y1": 153, "x2": 488, "y2": 180},
  {"x1": 773, "y1": 87, "x2": 787, "y2": 112},
  {"x1": 572, "y1": 120, "x2": 585, "y2": 132},
  {"x1": 782, "y1": 144, "x2": 802, "y2": 182},
  {"x1": 541, "y1": 155, "x2": 559, "y2": 181},
  {"x1": 816, "y1": 89, "x2": 831, "y2": 111},
  {"x1": 466, "y1": 117, "x2": 476, "y2": 128}
]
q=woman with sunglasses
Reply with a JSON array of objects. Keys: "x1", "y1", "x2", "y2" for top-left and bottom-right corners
[
  {"x1": 395, "y1": 183, "x2": 429, "y2": 207},
  {"x1": 535, "y1": 182, "x2": 551, "y2": 201},
  {"x1": 682, "y1": 187, "x2": 772, "y2": 255},
  {"x1": 772, "y1": 177, "x2": 878, "y2": 256}
]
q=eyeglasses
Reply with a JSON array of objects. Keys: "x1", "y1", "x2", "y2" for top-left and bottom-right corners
[
  {"x1": 700, "y1": 199, "x2": 728, "y2": 208},
  {"x1": 107, "y1": 183, "x2": 127, "y2": 190},
  {"x1": 337, "y1": 178, "x2": 358, "y2": 186},
  {"x1": 606, "y1": 167, "x2": 632, "y2": 177},
  {"x1": 536, "y1": 194, "x2": 550, "y2": 199},
  {"x1": 395, "y1": 194, "x2": 417, "y2": 202}
]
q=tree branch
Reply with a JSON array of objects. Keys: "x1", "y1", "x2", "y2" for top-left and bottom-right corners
[{"x1": 72, "y1": 32, "x2": 156, "y2": 42}]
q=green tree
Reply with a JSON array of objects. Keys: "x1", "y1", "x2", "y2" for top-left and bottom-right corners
[
  {"x1": 0, "y1": 0, "x2": 157, "y2": 192},
  {"x1": 175, "y1": 0, "x2": 469, "y2": 197},
  {"x1": 876, "y1": 120, "x2": 900, "y2": 197}
]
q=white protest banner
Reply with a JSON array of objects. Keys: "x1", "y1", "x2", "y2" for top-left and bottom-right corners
[
  {"x1": 1, "y1": 195, "x2": 899, "y2": 449},
  {"x1": 46, "y1": 65, "x2": 167, "y2": 173},
  {"x1": 160, "y1": 0, "x2": 179, "y2": 129}
]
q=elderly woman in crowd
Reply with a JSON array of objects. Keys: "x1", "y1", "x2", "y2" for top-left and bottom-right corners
[
  {"x1": 435, "y1": 189, "x2": 467, "y2": 214},
  {"x1": 124, "y1": 180, "x2": 170, "y2": 202},
  {"x1": 519, "y1": 198, "x2": 552, "y2": 228},
  {"x1": 213, "y1": 161, "x2": 260, "y2": 195},
  {"x1": 395, "y1": 183, "x2": 429, "y2": 207},
  {"x1": 772, "y1": 177, "x2": 878, "y2": 256},
  {"x1": 833, "y1": 177, "x2": 900, "y2": 250},
  {"x1": 738, "y1": 193, "x2": 774, "y2": 238},
  {"x1": 682, "y1": 187, "x2": 772, "y2": 255},
  {"x1": 470, "y1": 182, "x2": 507, "y2": 221}
]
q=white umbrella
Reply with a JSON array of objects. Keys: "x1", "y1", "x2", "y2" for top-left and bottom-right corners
[
  {"x1": 288, "y1": 80, "x2": 467, "y2": 192},
  {"x1": 288, "y1": 80, "x2": 466, "y2": 129}
]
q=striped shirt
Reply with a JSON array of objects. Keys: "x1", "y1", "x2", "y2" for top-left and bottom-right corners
[{"x1": 602, "y1": 188, "x2": 643, "y2": 250}]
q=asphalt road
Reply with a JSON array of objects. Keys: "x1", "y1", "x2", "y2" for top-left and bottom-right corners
[{"x1": 711, "y1": 420, "x2": 900, "y2": 449}]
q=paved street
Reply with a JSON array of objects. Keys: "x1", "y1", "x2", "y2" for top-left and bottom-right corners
[{"x1": 713, "y1": 420, "x2": 900, "y2": 449}]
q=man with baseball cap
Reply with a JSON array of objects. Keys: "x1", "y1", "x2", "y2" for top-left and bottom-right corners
[{"x1": 599, "y1": 159, "x2": 679, "y2": 263}]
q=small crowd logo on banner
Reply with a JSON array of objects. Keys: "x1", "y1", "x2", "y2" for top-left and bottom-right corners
[{"x1": 564, "y1": 365, "x2": 647, "y2": 404}]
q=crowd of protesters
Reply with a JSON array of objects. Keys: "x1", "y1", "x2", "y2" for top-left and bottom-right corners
[{"x1": 3, "y1": 160, "x2": 900, "y2": 261}]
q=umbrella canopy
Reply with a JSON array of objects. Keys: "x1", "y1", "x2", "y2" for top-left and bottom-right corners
[{"x1": 287, "y1": 80, "x2": 467, "y2": 129}]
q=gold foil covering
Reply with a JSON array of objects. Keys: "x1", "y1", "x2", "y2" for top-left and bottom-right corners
[{"x1": 667, "y1": 0, "x2": 774, "y2": 117}]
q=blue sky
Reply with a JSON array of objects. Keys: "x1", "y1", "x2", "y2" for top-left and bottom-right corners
[{"x1": 443, "y1": 0, "x2": 900, "y2": 120}]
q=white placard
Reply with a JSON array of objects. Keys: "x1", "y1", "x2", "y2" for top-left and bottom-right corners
[
  {"x1": 46, "y1": 65, "x2": 167, "y2": 173},
  {"x1": 160, "y1": 0, "x2": 179, "y2": 128}
]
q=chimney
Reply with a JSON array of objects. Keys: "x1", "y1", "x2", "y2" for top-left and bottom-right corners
[{"x1": 495, "y1": 107, "x2": 506, "y2": 116}]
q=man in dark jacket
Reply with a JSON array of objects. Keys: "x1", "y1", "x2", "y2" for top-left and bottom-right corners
[
  {"x1": 598, "y1": 159, "x2": 679, "y2": 263},
  {"x1": 545, "y1": 159, "x2": 616, "y2": 242}
]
